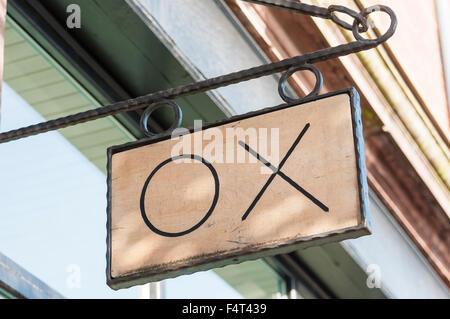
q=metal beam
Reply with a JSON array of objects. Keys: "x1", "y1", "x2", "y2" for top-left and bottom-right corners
[{"x1": 0, "y1": 252, "x2": 64, "y2": 299}]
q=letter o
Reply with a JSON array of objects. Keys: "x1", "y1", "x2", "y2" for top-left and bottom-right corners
[{"x1": 140, "y1": 154, "x2": 219, "y2": 237}]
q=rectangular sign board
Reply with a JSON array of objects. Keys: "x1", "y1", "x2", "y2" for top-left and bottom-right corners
[{"x1": 106, "y1": 88, "x2": 370, "y2": 289}]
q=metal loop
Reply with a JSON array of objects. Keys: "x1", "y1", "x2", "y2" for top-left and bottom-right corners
[
  {"x1": 278, "y1": 64, "x2": 323, "y2": 104},
  {"x1": 140, "y1": 100, "x2": 182, "y2": 137},
  {"x1": 328, "y1": 5, "x2": 368, "y2": 32},
  {"x1": 352, "y1": 5, "x2": 398, "y2": 43}
]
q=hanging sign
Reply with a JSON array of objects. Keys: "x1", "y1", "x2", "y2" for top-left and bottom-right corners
[{"x1": 106, "y1": 88, "x2": 370, "y2": 289}]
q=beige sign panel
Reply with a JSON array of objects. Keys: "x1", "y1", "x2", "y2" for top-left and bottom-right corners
[{"x1": 106, "y1": 88, "x2": 370, "y2": 289}]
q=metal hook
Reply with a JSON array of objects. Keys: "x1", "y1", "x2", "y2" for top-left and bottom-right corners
[
  {"x1": 278, "y1": 64, "x2": 323, "y2": 104},
  {"x1": 352, "y1": 5, "x2": 397, "y2": 43},
  {"x1": 140, "y1": 100, "x2": 182, "y2": 138},
  {"x1": 327, "y1": 5, "x2": 368, "y2": 33}
]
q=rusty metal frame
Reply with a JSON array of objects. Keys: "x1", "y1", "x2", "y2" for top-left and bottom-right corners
[{"x1": 0, "y1": 0, "x2": 397, "y2": 144}]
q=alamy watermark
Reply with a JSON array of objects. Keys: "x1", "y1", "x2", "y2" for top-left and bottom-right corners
[
  {"x1": 66, "y1": 264, "x2": 81, "y2": 289},
  {"x1": 170, "y1": 120, "x2": 280, "y2": 175},
  {"x1": 66, "y1": 4, "x2": 81, "y2": 29},
  {"x1": 366, "y1": 264, "x2": 382, "y2": 289}
]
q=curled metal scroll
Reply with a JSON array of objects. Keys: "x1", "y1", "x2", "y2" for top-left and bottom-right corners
[
  {"x1": 278, "y1": 64, "x2": 323, "y2": 104},
  {"x1": 327, "y1": 5, "x2": 368, "y2": 32},
  {"x1": 140, "y1": 100, "x2": 182, "y2": 137},
  {"x1": 352, "y1": 5, "x2": 397, "y2": 43},
  {"x1": 0, "y1": 1, "x2": 398, "y2": 144}
]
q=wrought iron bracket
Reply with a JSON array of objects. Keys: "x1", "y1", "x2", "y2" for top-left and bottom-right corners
[{"x1": 0, "y1": 0, "x2": 397, "y2": 143}]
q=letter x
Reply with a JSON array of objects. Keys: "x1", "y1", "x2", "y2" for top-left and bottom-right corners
[{"x1": 239, "y1": 123, "x2": 329, "y2": 221}]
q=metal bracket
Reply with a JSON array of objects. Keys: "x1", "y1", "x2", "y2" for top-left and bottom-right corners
[{"x1": 0, "y1": 0, "x2": 397, "y2": 143}]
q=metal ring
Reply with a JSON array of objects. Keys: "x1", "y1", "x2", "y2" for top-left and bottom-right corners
[
  {"x1": 328, "y1": 5, "x2": 368, "y2": 32},
  {"x1": 140, "y1": 100, "x2": 182, "y2": 137},
  {"x1": 352, "y1": 5, "x2": 398, "y2": 43},
  {"x1": 278, "y1": 64, "x2": 323, "y2": 104}
]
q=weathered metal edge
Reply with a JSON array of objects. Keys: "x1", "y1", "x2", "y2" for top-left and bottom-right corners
[
  {"x1": 110, "y1": 227, "x2": 369, "y2": 290},
  {"x1": 106, "y1": 146, "x2": 113, "y2": 291},
  {"x1": 106, "y1": 87, "x2": 371, "y2": 290},
  {"x1": 0, "y1": 252, "x2": 65, "y2": 299},
  {"x1": 349, "y1": 87, "x2": 371, "y2": 232}
]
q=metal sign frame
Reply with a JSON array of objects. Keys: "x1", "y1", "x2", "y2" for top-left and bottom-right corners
[{"x1": 106, "y1": 87, "x2": 370, "y2": 290}]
